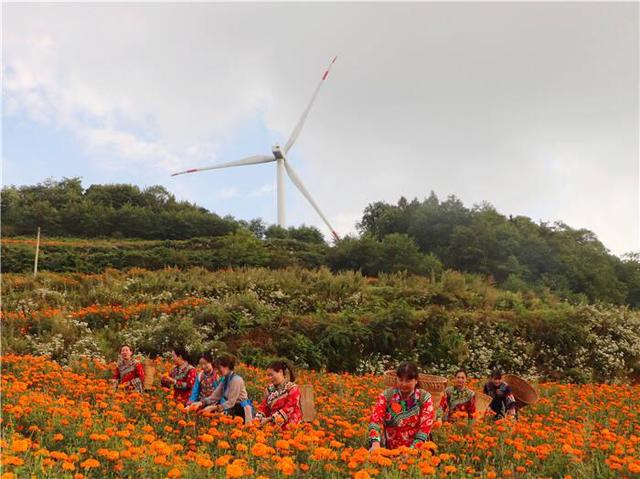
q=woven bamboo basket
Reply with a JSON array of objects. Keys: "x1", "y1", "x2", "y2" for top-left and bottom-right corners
[
  {"x1": 383, "y1": 371, "x2": 448, "y2": 393},
  {"x1": 300, "y1": 384, "x2": 316, "y2": 422},
  {"x1": 430, "y1": 391, "x2": 443, "y2": 410},
  {"x1": 503, "y1": 374, "x2": 538, "y2": 409},
  {"x1": 473, "y1": 391, "x2": 493, "y2": 417},
  {"x1": 143, "y1": 359, "x2": 156, "y2": 390}
]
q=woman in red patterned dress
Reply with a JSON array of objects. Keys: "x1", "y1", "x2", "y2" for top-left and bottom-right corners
[
  {"x1": 255, "y1": 360, "x2": 302, "y2": 429},
  {"x1": 368, "y1": 362, "x2": 435, "y2": 451},
  {"x1": 112, "y1": 345, "x2": 145, "y2": 393},
  {"x1": 161, "y1": 347, "x2": 197, "y2": 405}
]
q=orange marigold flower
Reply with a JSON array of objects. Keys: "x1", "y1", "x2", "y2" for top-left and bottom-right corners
[
  {"x1": 11, "y1": 438, "x2": 31, "y2": 453},
  {"x1": 226, "y1": 463, "x2": 244, "y2": 478},
  {"x1": 80, "y1": 458, "x2": 100, "y2": 469},
  {"x1": 167, "y1": 468, "x2": 182, "y2": 478}
]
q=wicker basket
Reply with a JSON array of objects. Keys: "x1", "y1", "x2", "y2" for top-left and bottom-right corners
[
  {"x1": 143, "y1": 359, "x2": 156, "y2": 391},
  {"x1": 503, "y1": 374, "x2": 538, "y2": 408},
  {"x1": 300, "y1": 384, "x2": 316, "y2": 422},
  {"x1": 473, "y1": 391, "x2": 493, "y2": 417},
  {"x1": 383, "y1": 371, "x2": 448, "y2": 393}
]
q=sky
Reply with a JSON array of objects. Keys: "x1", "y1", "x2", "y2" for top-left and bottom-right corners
[{"x1": 2, "y1": 2, "x2": 638, "y2": 256}]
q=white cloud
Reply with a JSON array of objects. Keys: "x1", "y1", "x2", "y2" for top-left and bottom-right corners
[
  {"x1": 215, "y1": 187, "x2": 240, "y2": 200},
  {"x1": 80, "y1": 127, "x2": 181, "y2": 172},
  {"x1": 248, "y1": 183, "x2": 276, "y2": 198}
]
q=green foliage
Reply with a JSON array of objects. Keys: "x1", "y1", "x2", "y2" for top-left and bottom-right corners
[
  {"x1": 2, "y1": 177, "x2": 238, "y2": 239},
  {"x1": 4, "y1": 178, "x2": 640, "y2": 307},
  {"x1": 3, "y1": 267, "x2": 639, "y2": 381},
  {"x1": 358, "y1": 193, "x2": 638, "y2": 306}
]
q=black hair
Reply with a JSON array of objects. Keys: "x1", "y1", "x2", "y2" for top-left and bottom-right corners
[
  {"x1": 200, "y1": 351, "x2": 215, "y2": 364},
  {"x1": 172, "y1": 346, "x2": 192, "y2": 364},
  {"x1": 455, "y1": 369, "x2": 467, "y2": 377},
  {"x1": 217, "y1": 354, "x2": 236, "y2": 370},
  {"x1": 396, "y1": 362, "x2": 421, "y2": 388},
  {"x1": 490, "y1": 369, "x2": 503, "y2": 379},
  {"x1": 267, "y1": 360, "x2": 296, "y2": 382}
]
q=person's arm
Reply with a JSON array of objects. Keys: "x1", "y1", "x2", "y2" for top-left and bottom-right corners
[
  {"x1": 188, "y1": 374, "x2": 202, "y2": 404},
  {"x1": 437, "y1": 391, "x2": 448, "y2": 420},
  {"x1": 202, "y1": 380, "x2": 224, "y2": 407},
  {"x1": 113, "y1": 365, "x2": 120, "y2": 381},
  {"x1": 272, "y1": 386, "x2": 301, "y2": 425},
  {"x1": 175, "y1": 368, "x2": 196, "y2": 390},
  {"x1": 413, "y1": 395, "x2": 435, "y2": 446},
  {"x1": 221, "y1": 376, "x2": 244, "y2": 410},
  {"x1": 504, "y1": 385, "x2": 517, "y2": 415},
  {"x1": 368, "y1": 393, "x2": 387, "y2": 449},
  {"x1": 468, "y1": 393, "x2": 477, "y2": 419},
  {"x1": 136, "y1": 362, "x2": 145, "y2": 384}
]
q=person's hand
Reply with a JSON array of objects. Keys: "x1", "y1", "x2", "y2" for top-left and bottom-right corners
[
  {"x1": 216, "y1": 404, "x2": 225, "y2": 412},
  {"x1": 369, "y1": 441, "x2": 381, "y2": 452},
  {"x1": 188, "y1": 402, "x2": 203, "y2": 411},
  {"x1": 201, "y1": 405, "x2": 217, "y2": 414},
  {"x1": 260, "y1": 417, "x2": 270, "y2": 426}
]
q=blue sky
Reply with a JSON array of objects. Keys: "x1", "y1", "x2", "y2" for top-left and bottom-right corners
[
  {"x1": 3, "y1": 3, "x2": 638, "y2": 255},
  {"x1": 3, "y1": 93, "x2": 319, "y2": 229}
]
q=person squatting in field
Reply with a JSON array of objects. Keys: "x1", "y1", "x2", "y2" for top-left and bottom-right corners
[
  {"x1": 368, "y1": 362, "x2": 436, "y2": 451},
  {"x1": 254, "y1": 360, "x2": 303, "y2": 429},
  {"x1": 188, "y1": 354, "x2": 254, "y2": 423}
]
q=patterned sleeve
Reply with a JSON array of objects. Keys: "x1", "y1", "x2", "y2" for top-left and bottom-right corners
[
  {"x1": 368, "y1": 393, "x2": 387, "y2": 446},
  {"x1": 272, "y1": 386, "x2": 301, "y2": 426},
  {"x1": 113, "y1": 366, "x2": 120, "y2": 381},
  {"x1": 175, "y1": 367, "x2": 196, "y2": 390},
  {"x1": 413, "y1": 395, "x2": 435, "y2": 446},
  {"x1": 255, "y1": 389, "x2": 270, "y2": 420}
]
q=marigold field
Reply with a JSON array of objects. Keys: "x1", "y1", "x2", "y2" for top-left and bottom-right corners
[{"x1": 1, "y1": 354, "x2": 639, "y2": 479}]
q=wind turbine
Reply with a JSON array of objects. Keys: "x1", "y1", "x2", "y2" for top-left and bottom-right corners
[{"x1": 171, "y1": 56, "x2": 340, "y2": 241}]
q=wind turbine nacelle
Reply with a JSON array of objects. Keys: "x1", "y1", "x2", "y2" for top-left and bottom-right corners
[{"x1": 272, "y1": 145, "x2": 285, "y2": 160}]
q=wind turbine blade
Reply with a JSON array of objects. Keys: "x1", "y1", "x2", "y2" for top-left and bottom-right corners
[
  {"x1": 284, "y1": 56, "x2": 337, "y2": 154},
  {"x1": 171, "y1": 155, "x2": 275, "y2": 177},
  {"x1": 283, "y1": 161, "x2": 340, "y2": 241}
]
